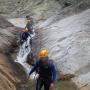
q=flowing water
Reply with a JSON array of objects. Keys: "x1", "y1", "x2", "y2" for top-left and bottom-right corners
[{"x1": 15, "y1": 34, "x2": 36, "y2": 79}]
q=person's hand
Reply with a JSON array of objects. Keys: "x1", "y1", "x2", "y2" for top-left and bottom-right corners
[
  {"x1": 50, "y1": 83, "x2": 55, "y2": 89},
  {"x1": 23, "y1": 28, "x2": 28, "y2": 32},
  {"x1": 25, "y1": 28, "x2": 29, "y2": 32}
]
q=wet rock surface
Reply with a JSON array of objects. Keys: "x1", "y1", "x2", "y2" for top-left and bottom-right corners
[
  {"x1": 37, "y1": 9, "x2": 90, "y2": 90},
  {"x1": 0, "y1": 17, "x2": 28, "y2": 90},
  {"x1": 0, "y1": 0, "x2": 90, "y2": 90}
]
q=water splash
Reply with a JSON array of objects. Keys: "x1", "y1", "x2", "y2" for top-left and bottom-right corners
[{"x1": 15, "y1": 33, "x2": 36, "y2": 79}]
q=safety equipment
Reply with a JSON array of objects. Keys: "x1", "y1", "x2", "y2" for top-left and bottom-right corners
[{"x1": 38, "y1": 49, "x2": 48, "y2": 58}]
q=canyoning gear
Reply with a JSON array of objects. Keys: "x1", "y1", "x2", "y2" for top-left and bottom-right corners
[
  {"x1": 38, "y1": 49, "x2": 48, "y2": 58},
  {"x1": 29, "y1": 58, "x2": 56, "y2": 90},
  {"x1": 29, "y1": 58, "x2": 56, "y2": 82}
]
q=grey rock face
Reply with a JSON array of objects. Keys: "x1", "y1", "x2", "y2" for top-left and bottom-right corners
[
  {"x1": 1, "y1": 0, "x2": 90, "y2": 19},
  {"x1": 0, "y1": 0, "x2": 90, "y2": 90},
  {"x1": 37, "y1": 9, "x2": 90, "y2": 90}
]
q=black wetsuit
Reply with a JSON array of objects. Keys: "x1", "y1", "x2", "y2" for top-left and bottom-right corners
[{"x1": 29, "y1": 59, "x2": 56, "y2": 90}]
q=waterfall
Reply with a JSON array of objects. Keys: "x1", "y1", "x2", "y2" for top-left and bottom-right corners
[
  {"x1": 15, "y1": 33, "x2": 37, "y2": 79},
  {"x1": 8, "y1": 18, "x2": 37, "y2": 79}
]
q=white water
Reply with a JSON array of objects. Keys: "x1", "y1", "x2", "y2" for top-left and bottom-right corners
[
  {"x1": 15, "y1": 34, "x2": 36, "y2": 79},
  {"x1": 8, "y1": 18, "x2": 37, "y2": 79}
]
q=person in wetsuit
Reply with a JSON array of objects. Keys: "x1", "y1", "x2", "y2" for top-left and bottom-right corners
[{"x1": 29, "y1": 49, "x2": 56, "y2": 90}]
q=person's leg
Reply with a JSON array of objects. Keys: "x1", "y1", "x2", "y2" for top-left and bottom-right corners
[
  {"x1": 36, "y1": 78, "x2": 43, "y2": 90},
  {"x1": 28, "y1": 32, "x2": 33, "y2": 46},
  {"x1": 30, "y1": 38, "x2": 32, "y2": 46},
  {"x1": 44, "y1": 81, "x2": 50, "y2": 90}
]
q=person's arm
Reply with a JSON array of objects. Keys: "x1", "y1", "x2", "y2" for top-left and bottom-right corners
[
  {"x1": 24, "y1": 23, "x2": 28, "y2": 32},
  {"x1": 29, "y1": 61, "x2": 38, "y2": 75},
  {"x1": 51, "y1": 64, "x2": 56, "y2": 83},
  {"x1": 24, "y1": 23, "x2": 27, "y2": 30}
]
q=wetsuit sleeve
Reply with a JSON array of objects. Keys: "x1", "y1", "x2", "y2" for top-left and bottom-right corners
[
  {"x1": 29, "y1": 61, "x2": 38, "y2": 75},
  {"x1": 51, "y1": 64, "x2": 56, "y2": 83}
]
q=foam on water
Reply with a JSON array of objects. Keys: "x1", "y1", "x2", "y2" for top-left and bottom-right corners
[
  {"x1": 15, "y1": 33, "x2": 36, "y2": 79},
  {"x1": 8, "y1": 18, "x2": 37, "y2": 79}
]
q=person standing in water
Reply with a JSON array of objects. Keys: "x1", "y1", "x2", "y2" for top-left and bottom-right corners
[
  {"x1": 21, "y1": 16, "x2": 34, "y2": 46},
  {"x1": 24, "y1": 15, "x2": 34, "y2": 34},
  {"x1": 29, "y1": 49, "x2": 56, "y2": 90}
]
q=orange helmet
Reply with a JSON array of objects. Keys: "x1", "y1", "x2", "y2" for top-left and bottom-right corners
[{"x1": 38, "y1": 49, "x2": 48, "y2": 58}]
